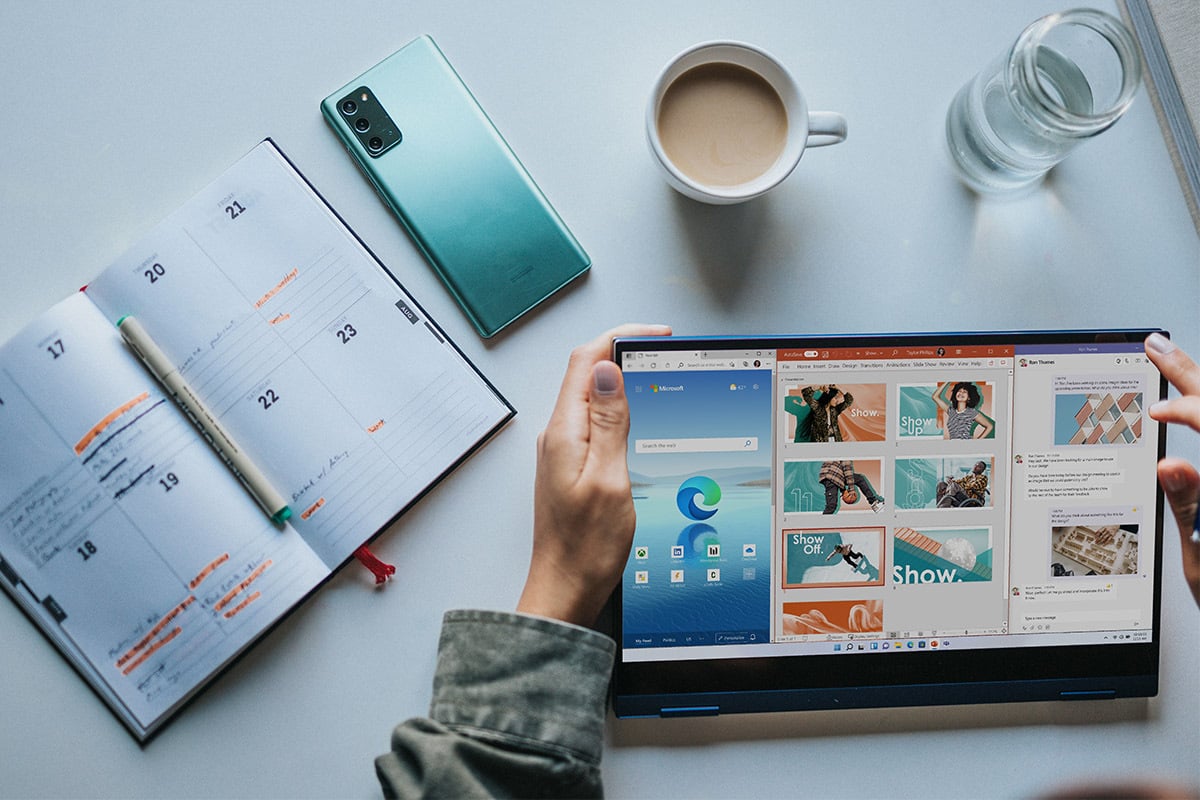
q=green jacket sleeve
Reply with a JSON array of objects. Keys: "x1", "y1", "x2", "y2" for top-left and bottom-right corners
[{"x1": 376, "y1": 609, "x2": 616, "y2": 799}]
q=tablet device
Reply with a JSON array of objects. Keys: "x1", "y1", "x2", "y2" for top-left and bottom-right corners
[{"x1": 612, "y1": 330, "x2": 1166, "y2": 718}]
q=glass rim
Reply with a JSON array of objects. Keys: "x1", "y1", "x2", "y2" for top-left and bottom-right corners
[{"x1": 1011, "y1": 8, "x2": 1143, "y2": 134}]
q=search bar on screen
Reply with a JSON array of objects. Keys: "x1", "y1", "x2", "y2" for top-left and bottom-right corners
[{"x1": 635, "y1": 437, "x2": 759, "y2": 454}]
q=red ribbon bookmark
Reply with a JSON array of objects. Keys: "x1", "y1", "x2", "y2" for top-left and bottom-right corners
[{"x1": 354, "y1": 545, "x2": 396, "y2": 586}]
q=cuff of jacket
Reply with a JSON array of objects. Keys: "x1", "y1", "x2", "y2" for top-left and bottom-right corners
[{"x1": 428, "y1": 608, "x2": 616, "y2": 765}]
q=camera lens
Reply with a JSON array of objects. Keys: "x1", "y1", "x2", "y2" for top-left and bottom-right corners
[
  {"x1": 355, "y1": 117, "x2": 370, "y2": 132},
  {"x1": 340, "y1": 99, "x2": 358, "y2": 116},
  {"x1": 368, "y1": 136, "x2": 383, "y2": 152}
]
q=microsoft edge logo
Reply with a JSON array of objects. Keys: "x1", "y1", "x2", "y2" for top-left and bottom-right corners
[{"x1": 677, "y1": 476, "x2": 721, "y2": 520}]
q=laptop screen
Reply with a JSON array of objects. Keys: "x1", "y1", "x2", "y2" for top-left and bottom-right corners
[{"x1": 612, "y1": 331, "x2": 1165, "y2": 716}]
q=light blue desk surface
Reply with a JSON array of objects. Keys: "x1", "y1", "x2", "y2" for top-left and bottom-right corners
[{"x1": 1, "y1": 2, "x2": 1196, "y2": 798}]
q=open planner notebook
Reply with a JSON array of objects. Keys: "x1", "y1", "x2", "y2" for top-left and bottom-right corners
[{"x1": 0, "y1": 140, "x2": 514, "y2": 741}]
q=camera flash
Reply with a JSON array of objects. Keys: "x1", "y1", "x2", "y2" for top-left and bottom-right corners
[{"x1": 360, "y1": 92, "x2": 370, "y2": 102}]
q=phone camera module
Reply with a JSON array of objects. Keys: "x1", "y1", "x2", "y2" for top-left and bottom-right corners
[{"x1": 338, "y1": 86, "x2": 400, "y2": 158}]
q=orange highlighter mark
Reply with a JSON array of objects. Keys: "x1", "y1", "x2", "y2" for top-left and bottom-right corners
[
  {"x1": 268, "y1": 313, "x2": 292, "y2": 325},
  {"x1": 367, "y1": 419, "x2": 385, "y2": 433},
  {"x1": 121, "y1": 627, "x2": 182, "y2": 676},
  {"x1": 116, "y1": 595, "x2": 195, "y2": 671},
  {"x1": 254, "y1": 268, "x2": 299, "y2": 309},
  {"x1": 301, "y1": 498, "x2": 326, "y2": 520},
  {"x1": 189, "y1": 553, "x2": 230, "y2": 590},
  {"x1": 223, "y1": 591, "x2": 262, "y2": 619},
  {"x1": 214, "y1": 560, "x2": 272, "y2": 612},
  {"x1": 75, "y1": 392, "x2": 151, "y2": 455}
]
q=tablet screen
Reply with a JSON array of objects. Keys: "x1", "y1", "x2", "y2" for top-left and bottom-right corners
[{"x1": 612, "y1": 331, "x2": 1165, "y2": 717}]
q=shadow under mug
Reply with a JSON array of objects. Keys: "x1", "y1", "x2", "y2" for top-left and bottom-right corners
[{"x1": 646, "y1": 41, "x2": 847, "y2": 205}]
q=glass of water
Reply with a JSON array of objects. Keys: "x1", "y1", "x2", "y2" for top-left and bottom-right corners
[{"x1": 945, "y1": 8, "x2": 1142, "y2": 196}]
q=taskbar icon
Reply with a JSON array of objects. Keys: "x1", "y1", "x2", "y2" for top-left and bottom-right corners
[{"x1": 833, "y1": 638, "x2": 952, "y2": 652}]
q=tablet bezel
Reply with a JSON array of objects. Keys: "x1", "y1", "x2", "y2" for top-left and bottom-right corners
[{"x1": 611, "y1": 329, "x2": 1166, "y2": 718}]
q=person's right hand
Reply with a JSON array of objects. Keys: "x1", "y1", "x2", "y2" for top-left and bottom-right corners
[{"x1": 1144, "y1": 332, "x2": 1200, "y2": 608}]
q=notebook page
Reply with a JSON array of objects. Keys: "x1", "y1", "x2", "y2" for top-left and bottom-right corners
[{"x1": 0, "y1": 292, "x2": 329, "y2": 738}]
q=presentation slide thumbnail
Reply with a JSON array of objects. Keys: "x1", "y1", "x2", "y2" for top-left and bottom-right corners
[
  {"x1": 895, "y1": 456, "x2": 995, "y2": 510},
  {"x1": 783, "y1": 458, "x2": 886, "y2": 515},
  {"x1": 780, "y1": 599, "x2": 884, "y2": 636},
  {"x1": 893, "y1": 526, "x2": 993, "y2": 585},
  {"x1": 898, "y1": 381, "x2": 996, "y2": 440},
  {"x1": 782, "y1": 383, "x2": 886, "y2": 443},
  {"x1": 783, "y1": 526, "x2": 886, "y2": 588}
]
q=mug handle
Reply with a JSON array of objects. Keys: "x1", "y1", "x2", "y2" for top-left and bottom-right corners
[{"x1": 806, "y1": 111, "x2": 848, "y2": 147}]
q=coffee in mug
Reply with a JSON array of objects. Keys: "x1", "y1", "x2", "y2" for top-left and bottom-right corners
[
  {"x1": 646, "y1": 41, "x2": 847, "y2": 204},
  {"x1": 657, "y1": 62, "x2": 789, "y2": 187}
]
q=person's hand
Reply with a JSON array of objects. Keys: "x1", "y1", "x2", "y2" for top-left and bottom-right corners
[
  {"x1": 1144, "y1": 332, "x2": 1200, "y2": 608},
  {"x1": 516, "y1": 323, "x2": 671, "y2": 627}
]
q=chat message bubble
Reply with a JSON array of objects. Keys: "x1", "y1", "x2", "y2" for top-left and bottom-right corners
[
  {"x1": 1021, "y1": 453, "x2": 1124, "y2": 500},
  {"x1": 1051, "y1": 376, "x2": 1145, "y2": 446},
  {"x1": 1051, "y1": 375, "x2": 1142, "y2": 393},
  {"x1": 1020, "y1": 584, "x2": 1114, "y2": 602},
  {"x1": 1048, "y1": 505, "x2": 1140, "y2": 527}
]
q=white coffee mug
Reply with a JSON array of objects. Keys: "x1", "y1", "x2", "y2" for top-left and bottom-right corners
[{"x1": 647, "y1": 41, "x2": 847, "y2": 204}]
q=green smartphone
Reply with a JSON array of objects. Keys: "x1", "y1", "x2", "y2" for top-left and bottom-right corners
[{"x1": 321, "y1": 35, "x2": 590, "y2": 338}]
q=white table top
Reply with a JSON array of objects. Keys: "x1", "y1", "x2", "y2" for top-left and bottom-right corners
[{"x1": 1, "y1": 2, "x2": 1197, "y2": 797}]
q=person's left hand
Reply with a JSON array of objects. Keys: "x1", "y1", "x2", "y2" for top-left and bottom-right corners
[{"x1": 516, "y1": 323, "x2": 671, "y2": 627}]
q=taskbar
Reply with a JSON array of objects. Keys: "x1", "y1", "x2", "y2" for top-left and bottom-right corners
[
  {"x1": 625, "y1": 629, "x2": 771, "y2": 649},
  {"x1": 621, "y1": 628, "x2": 1151, "y2": 662}
]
